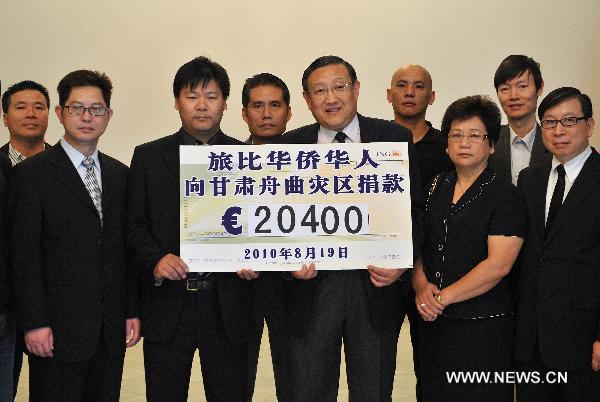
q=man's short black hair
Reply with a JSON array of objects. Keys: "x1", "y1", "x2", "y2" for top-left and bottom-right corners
[
  {"x1": 441, "y1": 95, "x2": 501, "y2": 145},
  {"x1": 301, "y1": 55, "x2": 357, "y2": 92},
  {"x1": 2, "y1": 80, "x2": 50, "y2": 113},
  {"x1": 242, "y1": 73, "x2": 290, "y2": 108},
  {"x1": 538, "y1": 87, "x2": 593, "y2": 121},
  {"x1": 173, "y1": 56, "x2": 230, "y2": 100},
  {"x1": 494, "y1": 55, "x2": 543, "y2": 91},
  {"x1": 57, "y1": 70, "x2": 113, "y2": 107}
]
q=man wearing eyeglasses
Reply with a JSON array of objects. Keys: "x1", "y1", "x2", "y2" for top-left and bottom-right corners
[
  {"x1": 515, "y1": 87, "x2": 600, "y2": 400},
  {"x1": 490, "y1": 55, "x2": 551, "y2": 185},
  {"x1": 9, "y1": 70, "x2": 140, "y2": 401},
  {"x1": 279, "y1": 55, "x2": 423, "y2": 401}
]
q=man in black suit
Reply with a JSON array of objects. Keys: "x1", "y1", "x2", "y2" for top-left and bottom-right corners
[
  {"x1": 515, "y1": 87, "x2": 600, "y2": 401},
  {"x1": 280, "y1": 55, "x2": 423, "y2": 401},
  {"x1": 489, "y1": 55, "x2": 550, "y2": 185},
  {"x1": 238, "y1": 72, "x2": 293, "y2": 401},
  {"x1": 2, "y1": 80, "x2": 51, "y2": 166},
  {"x1": 0, "y1": 79, "x2": 14, "y2": 401},
  {"x1": 10, "y1": 70, "x2": 140, "y2": 401},
  {"x1": 1, "y1": 79, "x2": 52, "y2": 400},
  {"x1": 128, "y1": 56, "x2": 254, "y2": 402}
]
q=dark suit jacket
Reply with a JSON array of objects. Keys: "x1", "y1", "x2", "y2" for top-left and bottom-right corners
[
  {"x1": 0, "y1": 153, "x2": 11, "y2": 314},
  {"x1": 488, "y1": 124, "x2": 550, "y2": 182},
  {"x1": 127, "y1": 130, "x2": 254, "y2": 344},
  {"x1": 515, "y1": 150, "x2": 600, "y2": 371},
  {"x1": 279, "y1": 114, "x2": 424, "y2": 334},
  {"x1": 9, "y1": 142, "x2": 135, "y2": 362}
]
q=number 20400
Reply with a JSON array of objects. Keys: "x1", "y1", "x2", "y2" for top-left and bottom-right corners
[{"x1": 247, "y1": 204, "x2": 369, "y2": 237}]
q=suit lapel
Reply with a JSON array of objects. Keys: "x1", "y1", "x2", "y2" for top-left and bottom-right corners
[
  {"x1": 357, "y1": 114, "x2": 376, "y2": 143},
  {"x1": 530, "y1": 124, "x2": 549, "y2": 166},
  {"x1": 302, "y1": 124, "x2": 319, "y2": 144},
  {"x1": 99, "y1": 153, "x2": 115, "y2": 214},
  {"x1": 544, "y1": 151, "x2": 600, "y2": 244},
  {"x1": 161, "y1": 133, "x2": 182, "y2": 182},
  {"x1": 49, "y1": 143, "x2": 97, "y2": 214},
  {"x1": 493, "y1": 126, "x2": 511, "y2": 180},
  {"x1": 529, "y1": 161, "x2": 551, "y2": 241}
]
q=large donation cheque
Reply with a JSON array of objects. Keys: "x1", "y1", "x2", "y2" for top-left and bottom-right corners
[{"x1": 180, "y1": 142, "x2": 413, "y2": 272}]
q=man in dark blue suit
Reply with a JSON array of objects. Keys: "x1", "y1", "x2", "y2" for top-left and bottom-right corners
[
  {"x1": 280, "y1": 55, "x2": 423, "y2": 401},
  {"x1": 10, "y1": 70, "x2": 140, "y2": 401}
]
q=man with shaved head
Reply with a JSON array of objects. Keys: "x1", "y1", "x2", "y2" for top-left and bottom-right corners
[
  {"x1": 387, "y1": 65, "x2": 452, "y2": 402},
  {"x1": 388, "y1": 64, "x2": 452, "y2": 187}
]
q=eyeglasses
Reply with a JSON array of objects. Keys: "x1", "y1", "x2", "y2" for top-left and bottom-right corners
[
  {"x1": 63, "y1": 104, "x2": 109, "y2": 116},
  {"x1": 307, "y1": 82, "x2": 354, "y2": 98},
  {"x1": 448, "y1": 130, "x2": 489, "y2": 143},
  {"x1": 540, "y1": 116, "x2": 587, "y2": 129}
]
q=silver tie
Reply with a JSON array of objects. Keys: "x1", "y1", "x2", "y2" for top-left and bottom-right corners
[{"x1": 82, "y1": 156, "x2": 103, "y2": 225}]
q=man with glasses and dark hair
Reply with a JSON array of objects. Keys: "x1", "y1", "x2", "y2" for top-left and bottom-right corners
[
  {"x1": 490, "y1": 55, "x2": 551, "y2": 185},
  {"x1": 280, "y1": 55, "x2": 423, "y2": 401},
  {"x1": 128, "y1": 56, "x2": 254, "y2": 401},
  {"x1": 1, "y1": 80, "x2": 52, "y2": 167},
  {"x1": 9, "y1": 70, "x2": 140, "y2": 401},
  {"x1": 238, "y1": 72, "x2": 293, "y2": 401},
  {"x1": 515, "y1": 87, "x2": 600, "y2": 400}
]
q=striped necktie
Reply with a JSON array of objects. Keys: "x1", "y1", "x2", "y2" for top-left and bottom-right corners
[{"x1": 82, "y1": 156, "x2": 103, "y2": 225}]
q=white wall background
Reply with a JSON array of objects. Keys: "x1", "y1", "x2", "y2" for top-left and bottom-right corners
[{"x1": 1, "y1": 0, "x2": 599, "y2": 164}]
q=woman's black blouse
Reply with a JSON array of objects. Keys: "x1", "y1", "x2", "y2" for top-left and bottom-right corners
[{"x1": 422, "y1": 166, "x2": 526, "y2": 319}]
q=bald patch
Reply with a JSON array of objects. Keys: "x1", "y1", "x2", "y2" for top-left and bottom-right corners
[{"x1": 390, "y1": 64, "x2": 433, "y2": 89}]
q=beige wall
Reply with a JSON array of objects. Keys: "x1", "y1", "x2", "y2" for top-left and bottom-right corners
[{"x1": 1, "y1": 0, "x2": 599, "y2": 164}]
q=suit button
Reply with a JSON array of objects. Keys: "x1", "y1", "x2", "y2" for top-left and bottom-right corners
[
  {"x1": 97, "y1": 239, "x2": 102, "y2": 246},
  {"x1": 438, "y1": 244, "x2": 444, "y2": 251},
  {"x1": 435, "y1": 272, "x2": 441, "y2": 278}
]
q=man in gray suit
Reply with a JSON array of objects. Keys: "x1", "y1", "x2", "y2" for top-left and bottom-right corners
[{"x1": 489, "y1": 55, "x2": 550, "y2": 184}]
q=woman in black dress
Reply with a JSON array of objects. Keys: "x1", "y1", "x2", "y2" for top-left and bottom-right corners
[{"x1": 411, "y1": 95, "x2": 526, "y2": 401}]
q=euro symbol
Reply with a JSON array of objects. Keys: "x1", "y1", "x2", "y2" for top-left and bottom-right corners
[{"x1": 221, "y1": 206, "x2": 242, "y2": 235}]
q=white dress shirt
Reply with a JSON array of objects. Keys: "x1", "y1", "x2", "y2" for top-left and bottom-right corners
[
  {"x1": 317, "y1": 114, "x2": 361, "y2": 144},
  {"x1": 60, "y1": 138, "x2": 102, "y2": 190},
  {"x1": 544, "y1": 146, "x2": 592, "y2": 223},
  {"x1": 509, "y1": 125, "x2": 536, "y2": 186}
]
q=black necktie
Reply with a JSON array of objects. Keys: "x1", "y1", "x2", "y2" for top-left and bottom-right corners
[
  {"x1": 335, "y1": 132, "x2": 347, "y2": 143},
  {"x1": 546, "y1": 164, "x2": 566, "y2": 232}
]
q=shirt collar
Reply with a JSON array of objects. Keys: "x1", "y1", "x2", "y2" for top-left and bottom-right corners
[
  {"x1": 179, "y1": 128, "x2": 223, "y2": 145},
  {"x1": 60, "y1": 137, "x2": 100, "y2": 172},
  {"x1": 551, "y1": 145, "x2": 592, "y2": 182},
  {"x1": 418, "y1": 121, "x2": 437, "y2": 143},
  {"x1": 318, "y1": 114, "x2": 360, "y2": 143},
  {"x1": 8, "y1": 142, "x2": 25, "y2": 166},
  {"x1": 509, "y1": 124, "x2": 537, "y2": 151}
]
